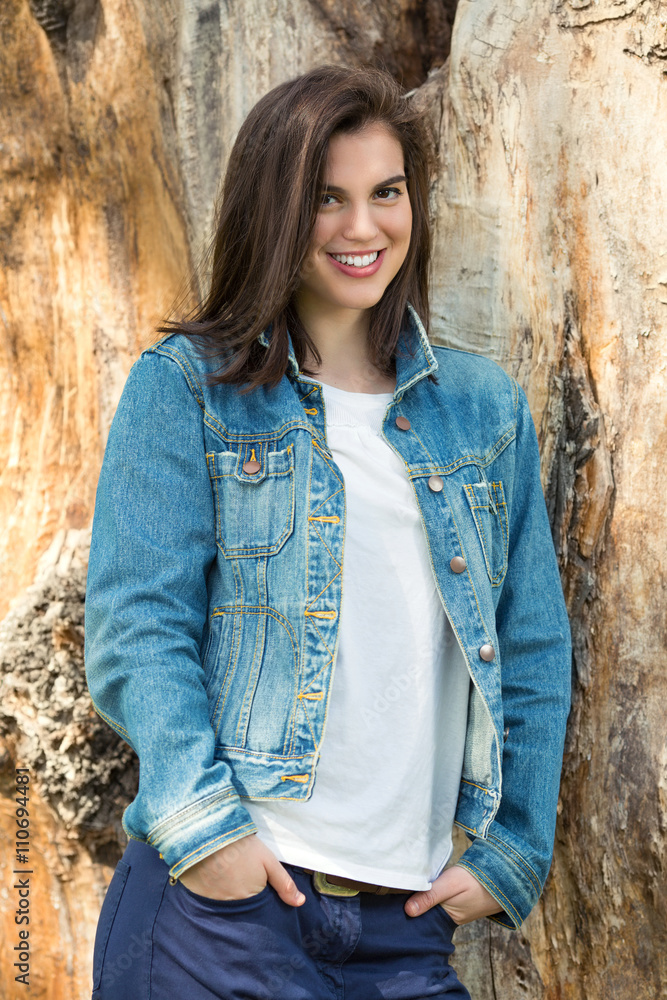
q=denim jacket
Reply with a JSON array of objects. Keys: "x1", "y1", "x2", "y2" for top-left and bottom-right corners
[{"x1": 85, "y1": 306, "x2": 571, "y2": 929}]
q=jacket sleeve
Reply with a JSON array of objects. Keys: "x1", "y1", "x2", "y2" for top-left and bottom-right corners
[
  {"x1": 84, "y1": 350, "x2": 257, "y2": 878},
  {"x1": 455, "y1": 382, "x2": 572, "y2": 928}
]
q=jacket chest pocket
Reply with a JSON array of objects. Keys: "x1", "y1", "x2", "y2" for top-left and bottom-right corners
[
  {"x1": 463, "y1": 479, "x2": 509, "y2": 586},
  {"x1": 207, "y1": 445, "x2": 294, "y2": 558}
]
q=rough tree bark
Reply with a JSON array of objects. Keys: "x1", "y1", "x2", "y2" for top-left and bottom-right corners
[{"x1": 1, "y1": 0, "x2": 665, "y2": 997}]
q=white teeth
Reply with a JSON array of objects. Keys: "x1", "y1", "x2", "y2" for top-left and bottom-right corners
[{"x1": 331, "y1": 251, "x2": 379, "y2": 268}]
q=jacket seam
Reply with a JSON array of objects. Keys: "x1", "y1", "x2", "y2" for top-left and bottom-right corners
[
  {"x1": 170, "y1": 821, "x2": 257, "y2": 876},
  {"x1": 486, "y1": 833, "x2": 541, "y2": 895},
  {"x1": 212, "y1": 608, "x2": 300, "y2": 745},
  {"x1": 149, "y1": 343, "x2": 205, "y2": 411},
  {"x1": 91, "y1": 702, "x2": 132, "y2": 744},
  {"x1": 147, "y1": 786, "x2": 239, "y2": 844},
  {"x1": 211, "y1": 562, "x2": 243, "y2": 737},
  {"x1": 204, "y1": 414, "x2": 313, "y2": 445},
  {"x1": 235, "y1": 601, "x2": 265, "y2": 746},
  {"x1": 310, "y1": 485, "x2": 345, "y2": 517},
  {"x1": 455, "y1": 859, "x2": 522, "y2": 927},
  {"x1": 211, "y1": 607, "x2": 299, "y2": 652},
  {"x1": 218, "y1": 747, "x2": 317, "y2": 760},
  {"x1": 407, "y1": 427, "x2": 516, "y2": 477}
]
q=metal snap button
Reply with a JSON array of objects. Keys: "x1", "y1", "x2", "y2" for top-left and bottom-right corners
[
  {"x1": 450, "y1": 556, "x2": 467, "y2": 574},
  {"x1": 242, "y1": 460, "x2": 261, "y2": 475},
  {"x1": 428, "y1": 475, "x2": 444, "y2": 492},
  {"x1": 395, "y1": 416, "x2": 411, "y2": 431},
  {"x1": 479, "y1": 644, "x2": 495, "y2": 662}
]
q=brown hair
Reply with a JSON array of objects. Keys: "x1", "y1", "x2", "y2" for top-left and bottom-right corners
[{"x1": 159, "y1": 65, "x2": 435, "y2": 389}]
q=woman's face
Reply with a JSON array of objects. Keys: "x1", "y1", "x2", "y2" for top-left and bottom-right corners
[{"x1": 295, "y1": 124, "x2": 412, "y2": 320}]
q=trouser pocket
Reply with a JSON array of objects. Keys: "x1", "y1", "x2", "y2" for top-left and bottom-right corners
[
  {"x1": 91, "y1": 840, "x2": 169, "y2": 999},
  {"x1": 92, "y1": 860, "x2": 130, "y2": 994}
]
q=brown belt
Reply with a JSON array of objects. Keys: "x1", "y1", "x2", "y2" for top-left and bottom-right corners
[{"x1": 301, "y1": 868, "x2": 412, "y2": 897}]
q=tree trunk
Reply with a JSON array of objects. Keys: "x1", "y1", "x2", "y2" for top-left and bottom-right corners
[
  {"x1": 1, "y1": 1, "x2": 665, "y2": 997},
  {"x1": 421, "y1": 4, "x2": 667, "y2": 996}
]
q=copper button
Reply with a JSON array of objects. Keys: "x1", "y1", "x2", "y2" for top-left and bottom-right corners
[
  {"x1": 428, "y1": 475, "x2": 444, "y2": 492},
  {"x1": 242, "y1": 460, "x2": 261, "y2": 475},
  {"x1": 479, "y1": 644, "x2": 495, "y2": 662},
  {"x1": 450, "y1": 556, "x2": 466, "y2": 574},
  {"x1": 503, "y1": 727, "x2": 510, "y2": 743},
  {"x1": 395, "y1": 416, "x2": 411, "y2": 431}
]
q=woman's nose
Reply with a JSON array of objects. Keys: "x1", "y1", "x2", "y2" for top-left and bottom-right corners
[{"x1": 341, "y1": 204, "x2": 379, "y2": 244}]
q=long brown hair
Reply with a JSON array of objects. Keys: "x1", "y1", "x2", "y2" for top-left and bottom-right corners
[{"x1": 159, "y1": 65, "x2": 435, "y2": 389}]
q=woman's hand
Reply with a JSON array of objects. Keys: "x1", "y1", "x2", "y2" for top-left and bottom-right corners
[
  {"x1": 404, "y1": 865, "x2": 502, "y2": 925},
  {"x1": 177, "y1": 833, "x2": 306, "y2": 906}
]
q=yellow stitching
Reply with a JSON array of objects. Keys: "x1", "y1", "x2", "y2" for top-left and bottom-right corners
[
  {"x1": 305, "y1": 609, "x2": 337, "y2": 619},
  {"x1": 203, "y1": 413, "x2": 311, "y2": 443},
  {"x1": 464, "y1": 482, "x2": 508, "y2": 586},
  {"x1": 404, "y1": 428, "x2": 516, "y2": 477},
  {"x1": 392, "y1": 469, "x2": 500, "y2": 785},
  {"x1": 461, "y1": 778, "x2": 491, "y2": 794},
  {"x1": 298, "y1": 697, "x2": 319, "y2": 745},
  {"x1": 212, "y1": 561, "x2": 242, "y2": 737},
  {"x1": 280, "y1": 774, "x2": 310, "y2": 783},
  {"x1": 214, "y1": 468, "x2": 293, "y2": 479},
  {"x1": 309, "y1": 486, "x2": 344, "y2": 517},
  {"x1": 298, "y1": 440, "x2": 316, "y2": 757},
  {"x1": 299, "y1": 385, "x2": 319, "y2": 402},
  {"x1": 215, "y1": 471, "x2": 295, "y2": 557},
  {"x1": 455, "y1": 822, "x2": 478, "y2": 835},
  {"x1": 456, "y1": 860, "x2": 521, "y2": 925},
  {"x1": 152, "y1": 344, "x2": 205, "y2": 410},
  {"x1": 406, "y1": 425, "x2": 436, "y2": 466},
  {"x1": 313, "y1": 525, "x2": 342, "y2": 569},
  {"x1": 246, "y1": 794, "x2": 308, "y2": 801},
  {"x1": 312, "y1": 440, "x2": 344, "y2": 484},
  {"x1": 211, "y1": 605, "x2": 301, "y2": 747},
  {"x1": 250, "y1": 448, "x2": 257, "y2": 462},
  {"x1": 235, "y1": 594, "x2": 265, "y2": 744},
  {"x1": 491, "y1": 482, "x2": 509, "y2": 572},
  {"x1": 306, "y1": 567, "x2": 342, "y2": 609},
  {"x1": 304, "y1": 407, "x2": 318, "y2": 415},
  {"x1": 298, "y1": 691, "x2": 324, "y2": 700},
  {"x1": 221, "y1": 746, "x2": 314, "y2": 760},
  {"x1": 92, "y1": 704, "x2": 131, "y2": 741},
  {"x1": 211, "y1": 607, "x2": 299, "y2": 658},
  {"x1": 307, "y1": 515, "x2": 340, "y2": 523},
  {"x1": 486, "y1": 834, "x2": 541, "y2": 895},
  {"x1": 306, "y1": 619, "x2": 335, "y2": 661},
  {"x1": 148, "y1": 787, "x2": 238, "y2": 842},
  {"x1": 304, "y1": 652, "x2": 334, "y2": 690},
  {"x1": 173, "y1": 821, "x2": 257, "y2": 870}
]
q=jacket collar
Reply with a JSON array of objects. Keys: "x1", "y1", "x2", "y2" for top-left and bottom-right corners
[{"x1": 257, "y1": 303, "x2": 438, "y2": 396}]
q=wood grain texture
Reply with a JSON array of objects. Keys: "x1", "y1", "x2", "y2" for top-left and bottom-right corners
[
  {"x1": 427, "y1": 2, "x2": 667, "y2": 996},
  {"x1": 1, "y1": 0, "x2": 666, "y2": 996}
]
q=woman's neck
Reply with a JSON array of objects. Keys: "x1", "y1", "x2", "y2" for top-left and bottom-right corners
[{"x1": 295, "y1": 303, "x2": 396, "y2": 394}]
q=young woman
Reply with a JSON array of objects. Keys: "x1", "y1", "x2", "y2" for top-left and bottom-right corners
[{"x1": 85, "y1": 65, "x2": 571, "y2": 1000}]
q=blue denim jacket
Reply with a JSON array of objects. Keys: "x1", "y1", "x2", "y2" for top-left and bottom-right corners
[{"x1": 85, "y1": 306, "x2": 571, "y2": 929}]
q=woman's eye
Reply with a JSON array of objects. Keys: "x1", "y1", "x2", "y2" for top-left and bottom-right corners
[
  {"x1": 375, "y1": 187, "x2": 402, "y2": 201},
  {"x1": 320, "y1": 192, "x2": 338, "y2": 207}
]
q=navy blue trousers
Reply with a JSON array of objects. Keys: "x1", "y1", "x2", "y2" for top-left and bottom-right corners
[{"x1": 92, "y1": 840, "x2": 471, "y2": 999}]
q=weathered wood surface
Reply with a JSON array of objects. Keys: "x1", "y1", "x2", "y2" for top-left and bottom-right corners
[
  {"x1": 425, "y1": 4, "x2": 667, "y2": 996},
  {"x1": 1, "y1": 0, "x2": 665, "y2": 996}
]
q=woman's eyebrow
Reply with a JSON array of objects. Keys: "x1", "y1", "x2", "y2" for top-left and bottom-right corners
[{"x1": 323, "y1": 174, "x2": 407, "y2": 194}]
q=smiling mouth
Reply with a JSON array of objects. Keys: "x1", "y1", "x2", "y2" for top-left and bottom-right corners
[{"x1": 328, "y1": 250, "x2": 381, "y2": 268}]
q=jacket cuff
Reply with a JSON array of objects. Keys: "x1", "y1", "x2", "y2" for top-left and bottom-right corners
[
  {"x1": 455, "y1": 835, "x2": 541, "y2": 929},
  {"x1": 130, "y1": 787, "x2": 258, "y2": 879}
]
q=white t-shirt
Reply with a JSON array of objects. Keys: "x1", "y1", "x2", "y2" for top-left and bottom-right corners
[{"x1": 244, "y1": 381, "x2": 470, "y2": 889}]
